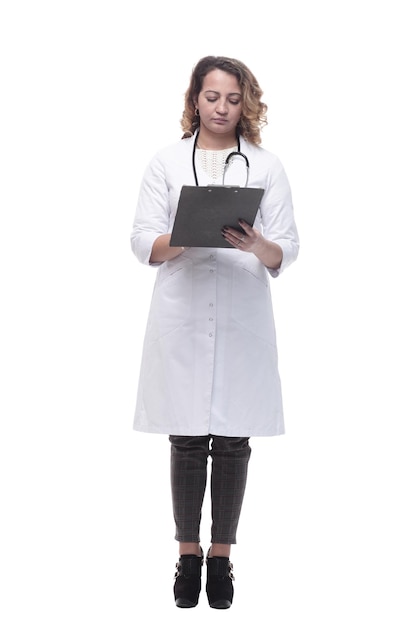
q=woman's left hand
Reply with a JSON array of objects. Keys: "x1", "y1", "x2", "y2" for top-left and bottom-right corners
[
  {"x1": 222, "y1": 219, "x2": 283, "y2": 270},
  {"x1": 221, "y1": 219, "x2": 263, "y2": 253}
]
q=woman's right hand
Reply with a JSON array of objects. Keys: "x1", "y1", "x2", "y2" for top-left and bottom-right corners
[{"x1": 150, "y1": 234, "x2": 188, "y2": 263}]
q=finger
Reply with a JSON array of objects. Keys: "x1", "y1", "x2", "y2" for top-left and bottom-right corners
[
  {"x1": 238, "y1": 219, "x2": 252, "y2": 234},
  {"x1": 222, "y1": 227, "x2": 237, "y2": 245},
  {"x1": 222, "y1": 226, "x2": 248, "y2": 249},
  {"x1": 222, "y1": 226, "x2": 241, "y2": 241}
]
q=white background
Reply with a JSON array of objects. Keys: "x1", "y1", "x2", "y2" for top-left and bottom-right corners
[{"x1": 1, "y1": 1, "x2": 416, "y2": 623}]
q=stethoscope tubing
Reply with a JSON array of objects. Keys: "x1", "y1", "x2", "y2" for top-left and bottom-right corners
[{"x1": 192, "y1": 131, "x2": 250, "y2": 187}]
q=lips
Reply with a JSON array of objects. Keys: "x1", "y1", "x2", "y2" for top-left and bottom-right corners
[{"x1": 212, "y1": 118, "x2": 228, "y2": 124}]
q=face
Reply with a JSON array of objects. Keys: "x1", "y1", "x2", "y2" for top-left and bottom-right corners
[{"x1": 195, "y1": 69, "x2": 242, "y2": 138}]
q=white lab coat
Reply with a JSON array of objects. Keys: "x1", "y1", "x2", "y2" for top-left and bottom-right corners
[{"x1": 131, "y1": 133, "x2": 299, "y2": 436}]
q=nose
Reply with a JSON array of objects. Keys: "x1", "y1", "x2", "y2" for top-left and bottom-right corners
[{"x1": 215, "y1": 99, "x2": 228, "y2": 115}]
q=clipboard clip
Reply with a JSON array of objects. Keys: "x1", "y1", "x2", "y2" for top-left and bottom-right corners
[{"x1": 207, "y1": 185, "x2": 240, "y2": 192}]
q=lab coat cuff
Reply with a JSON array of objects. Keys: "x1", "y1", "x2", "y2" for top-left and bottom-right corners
[
  {"x1": 267, "y1": 266, "x2": 280, "y2": 278},
  {"x1": 269, "y1": 239, "x2": 299, "y2": 278},
  {"x1": 131, "y1": 231, "x2": 163, "y2": 267}
]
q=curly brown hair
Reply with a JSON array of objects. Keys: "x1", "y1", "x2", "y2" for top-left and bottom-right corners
[{"x1": 180, "y1": 56, "x2": 267, "y2": 145}]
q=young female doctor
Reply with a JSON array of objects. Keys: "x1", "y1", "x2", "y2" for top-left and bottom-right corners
[{"x1": 131, "y1": 56, "x2": 299, "y2": 609}]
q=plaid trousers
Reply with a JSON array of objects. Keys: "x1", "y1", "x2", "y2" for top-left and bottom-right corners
[{"x1": 169, "y1": 435, "x2": 251, "y2": 545}]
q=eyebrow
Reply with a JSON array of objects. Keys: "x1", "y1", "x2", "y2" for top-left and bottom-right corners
[{"x1": 203, "y1": 90, "x2": 242, "y2": 97}]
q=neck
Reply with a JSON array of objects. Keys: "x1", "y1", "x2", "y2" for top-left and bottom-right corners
[{"x1": 196, "y1": 130, "x2": 238, "y2": 151}]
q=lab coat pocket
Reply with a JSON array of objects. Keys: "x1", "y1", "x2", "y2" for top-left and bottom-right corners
[
  {"x1": 231, "y1": 261, "x2": 276, "y2": 345},
  {"x1": 148, "y1": 257, "x2": 193, "y2": 340}
]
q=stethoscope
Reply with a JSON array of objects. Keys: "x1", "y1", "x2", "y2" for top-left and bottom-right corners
[{"x1": 192, "y1": 131, "x2": 250, "y2": 187}]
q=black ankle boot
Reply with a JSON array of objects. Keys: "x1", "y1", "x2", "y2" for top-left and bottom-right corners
[
  {"x1": 206, "y1": 554, "x2": 235, "y2": 609},
  {"x1": 173, "y1": 550, "x2": 204, "y2": 608}
]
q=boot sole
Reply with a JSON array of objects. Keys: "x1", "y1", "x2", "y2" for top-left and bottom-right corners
[
  {"x1": 175, "y1": 598, "x2": 199, "y2": 608},
  {"x1": 209, "y1": 600, "x2": 232, "y2": 609}
]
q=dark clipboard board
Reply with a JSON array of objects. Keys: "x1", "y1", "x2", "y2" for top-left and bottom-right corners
[{"x1": 170, "y1": 185, "x2": 265, "y2": 248}]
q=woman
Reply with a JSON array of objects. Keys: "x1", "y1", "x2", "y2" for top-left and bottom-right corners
[{"x1": 131, "y1": 56, "x2": 299, "y2": 609}]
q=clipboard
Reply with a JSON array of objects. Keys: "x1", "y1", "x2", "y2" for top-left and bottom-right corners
[{"x1": 170, "y1": 185, "x2": 265, "y2": 248}]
